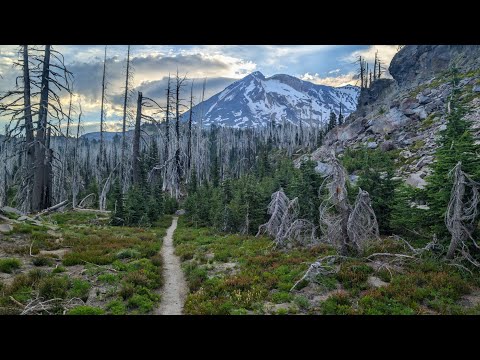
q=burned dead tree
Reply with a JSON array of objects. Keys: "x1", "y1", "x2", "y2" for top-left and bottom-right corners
[
  {"x1": 98, "y1": 45, "x2": 108, "y2": 176},
  {"x1": 72, "y1": 101, "x2": 82, "y2": 208},
  {"x1": 32, "y1": 45, "x2": 52, "y2": 212},
  {"x1": 318, "y1": 155, "x2": 378, "y2": 255},
  {"x1": 257, "y1": 189, "x2": 317, "y2": 248},
  {"x1": 445, "y1": 162, "x2": 480, "y2": 260},
  {"x1": 121, "y1": 45, "x2": 131, "y2": 178},
  {"x1": 132, "y1": 92, "x2": 143, "y2": 185},
  {"x1": 347, "y1": 188, "x2": 380, "y2": 251},
  {"x1": 256, "y1": 189, "x2": 292, "y2": 238},
  {"x1": 318, "y1": 156, "x2": 352, "y2": 254}
]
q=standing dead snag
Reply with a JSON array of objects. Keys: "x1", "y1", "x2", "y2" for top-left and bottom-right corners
[
  {"x1": 318, "y1": 155, "x2": 379, "y2": 255},
  {"x1": 347, "y1": 188, "x2": 380, "y2": 251},
  {"x1": 319, "y1": 156, "x2": 352, "y2": 254},
  {"x1": 132, "y1": 92, "x2": 143, "y2": 185},
  {"x1": 256, "y1": 189, "x2": 293, "y2": 239},
  {"x1": 445, "y1": 162, "x2": 480, "y2": 259},
  {"x1": 32, "y1": 45, "x2": 51, "y2": 212},
  {"x1": 257, "y1": 189, "x2": 316, "y2": 248}
]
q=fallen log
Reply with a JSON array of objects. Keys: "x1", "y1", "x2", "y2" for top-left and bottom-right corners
[{"x1": 33, "y1": 200, "x2": 69, "y2": 219}]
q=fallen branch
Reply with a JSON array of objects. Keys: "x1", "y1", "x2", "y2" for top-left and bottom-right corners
[
  {"x1": 366, "y1": 253, "x2": 416, "y2": 260},
  {"x1": 73, "y1": 208, "x2": 111, "y2": 214},
  {"x1": 81, "y1": 260, "x2": 118, "y2": 273},
  {"x1": 9, "y1": 296, "x2": 25, "y2": 308},
  {"x1": 78, "y1": 193, "x2": 95, "y2": 209},
  {"x1": 34, "y1": 200, "x2": 69, "y2": 219}
]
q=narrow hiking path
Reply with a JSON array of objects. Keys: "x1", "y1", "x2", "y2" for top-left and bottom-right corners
[{"x1": 155, "y1": 217, "x2": 187, "y2": 315}]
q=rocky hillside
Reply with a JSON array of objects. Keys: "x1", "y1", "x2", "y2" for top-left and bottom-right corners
[{"x1": 302, "y1": 45, "x2": 480, "y2": 188}]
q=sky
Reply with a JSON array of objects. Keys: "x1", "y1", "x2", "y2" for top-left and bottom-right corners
[{"x1": 0, "y1": 45, "x2": 399, "y2": 134}]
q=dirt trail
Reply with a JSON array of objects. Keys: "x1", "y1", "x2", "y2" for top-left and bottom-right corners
[{"x1": 155, "y1": 217, "x2": 187, "y2": 315}]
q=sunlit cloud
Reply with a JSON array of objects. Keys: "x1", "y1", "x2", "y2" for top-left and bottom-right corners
[{"x1": 300, "y1": 72, "x2": 357, "y2": 87}]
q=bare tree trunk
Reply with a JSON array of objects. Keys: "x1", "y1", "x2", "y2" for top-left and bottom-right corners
[
  {"x1": 187, "y1": 81, "x2": 194, "y2": 179},
  {"x1": 44, "y1": 127, "x2": 53, "y2": 208},
  {"x1": 22, "y1": 45, "x2": 34, "y2": 212},
  {"x1": 32, "y1": 45, "x2": 51, "y2": 212},
  {"x1": 174, "y1": 71, "x2": 183, "y2": 197},
  {"x1": 163, "y1": 75, "x2": 171, "y2": 191},
  {"x1": 132, "y1": 92, "x2": 142, "y2": 185},
  {"x1": 99, "y1": 45, "x2": 107, "y2": 179},
  {"x1": 446, "y1": 163, "x2": 469, "y2": 259},
  {"x1": 72, "y1": 103, "x2": 82, "y2": 208},
  {"x1": 121, "y1": 45, "x2": 130, "y2": 184}
]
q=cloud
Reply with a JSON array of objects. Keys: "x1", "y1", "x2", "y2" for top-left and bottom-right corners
[
  {"x1": 328, "y1": 69, "x2": 340, "y2": 74},
  {"x1": 342, "y1": 45, "x2": 399, "y2": 77},
  {"x1": 300, "y1": 72, "x2": 357, "y2": 87}
]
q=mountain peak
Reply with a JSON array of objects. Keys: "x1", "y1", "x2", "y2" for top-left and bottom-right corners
[
  {"x1": 182, "y1": 72, "x2": 360, "y2": 128},
  {"x1": 248, "y1": 71, "x2": 265, "y2": 79}
]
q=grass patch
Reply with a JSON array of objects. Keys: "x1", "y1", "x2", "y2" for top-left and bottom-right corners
[
  {"x1": 176, "y1": 217, "x2": 323, "y2": 314},
  {"x1": 106, "y1": 299, "x2": 127, "y2": 315},
  {"x1": 32, "y1": 256, "x2": 54, "y2": 267},
  {"x1": 0, "y1": 258, "x2": 21, "y2": 273},
  {"x1": 68, "y1": 306, "x2": 105, "y2": 315}
]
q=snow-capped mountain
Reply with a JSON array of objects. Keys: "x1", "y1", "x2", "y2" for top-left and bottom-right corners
[{"x1": 182, "y1": 71, "x2": 359, "y2": 128}]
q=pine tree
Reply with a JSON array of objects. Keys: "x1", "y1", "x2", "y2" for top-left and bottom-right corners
[{"x1": 328, "y1": 112, "x2": 337, "y2": 131}]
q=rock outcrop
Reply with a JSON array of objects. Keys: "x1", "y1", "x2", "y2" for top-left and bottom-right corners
[{"x1": 297, "y1": 45, "x2": 480, "y2": 189}]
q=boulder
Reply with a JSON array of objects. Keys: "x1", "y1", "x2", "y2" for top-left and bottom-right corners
[
  {"x1": 368, "y1": 108, "x2": 410, "y2": 134},
  {"x1": 175, "y1": 209, "x2": 186, "y2": 216},
  {"x1": 380, "y1": 140, "x2": 396, "y2": 152},
  {"x1": 406, "y1": 172, "x2": 427, "y2": 189},
  {"x1": 416, "y1": 94, "x2": 432, "y2": 105},
  {"x1": 367, "y1": 141, "x2": 378, "y2": 149},
  {"x1": 349, "y1": 175, "x2": 359, "y2": 184},
  {"x1": 0, "y1": 223, "x2": 13, "y2": 233},
  {"x1": 473, "y1": 85, "x2": 480, "y2": 93},
  {"x1": 315, "y1": 161, "x2": 333, "y2": 177},
  {"x1": 0, "y1": 206, "x2": 23, "y2": 216},
  {"x1": 415, "y1": 155, "x2": 434, "y2": 170},
  {"x1": 337, "y1": 118, "x2": 364, "y2": 142},
  {"x1": 412, "y1": 106, "x2": 428, "y2": 120},
  {"x1": 368, "y1": 276, "x2": 388, "y2": 288}
]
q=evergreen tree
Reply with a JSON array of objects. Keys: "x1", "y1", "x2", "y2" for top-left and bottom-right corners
[
  {"x1": 425, "y1": 78, "x2": 480, "y2": 238},
  {"x1": 110, "y1": 178, "x2": 125, "y2": 226},
  {"x1": 328, "y1": 112, "x2": 337, "y2": 131}
]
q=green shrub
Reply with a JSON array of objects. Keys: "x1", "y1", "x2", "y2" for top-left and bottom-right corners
[
  {"x1": 68, "y1": 279, "x2": 91, "y2": 301},
  {"x1": 359, "y1": 296, "x2": 415, "y2": 315},
  {"x1": 98, "y1": 273, "x2": 119, "y2": 284},
  {"x1": 116, "y1": 248, "x2": 141, "y2": 259},
  {"x1": 32, "y1": 256, "x2": 54, "y2": 267},
  {"x1": 38, "y1": 276, "x2": 69, "y2": 299},
  {"x1": 119, "y1": 283, "x2": 135, "y2": 300},
  {"x1": 271, "y1": 291, "x2": 293, "y2": 304},
  {"x1": 0, "y1": 258, "x2": 21, "y2": 273},
  {"x1": 230, "y1": 308, "x2": 248, "y2": 315},
  {"x1": 314, "y1": 274, "x2": 338, "y2": 290},
  {"x1": 106, "y1": 299, "x2": 127, "y2": 315},
  {"x1": 320, "y1": 292, "x2": 354, "y2": 315},
  {"x1": 127, "y1": 294, "x2": 156, "y2": 313},
  {"x1": 52, "y1": 266, "x2": 66, "y2": 274},
  {"x1": 294, "y1": 295, "x2": 310, "y2": 310},
  {"x1": 150, "y1": 254, "x2": 163, "y2": 267},
  {"x1": 336, "y1": 262, "x2": 373, "y2": 290},
  {"x1": 68, "y1": 306, "x2": 105, "y2": 315}
]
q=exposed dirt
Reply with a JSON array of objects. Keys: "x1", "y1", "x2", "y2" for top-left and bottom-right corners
[{"x1": 155, "y1": 217, "x2": 187, "y2": 315}]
